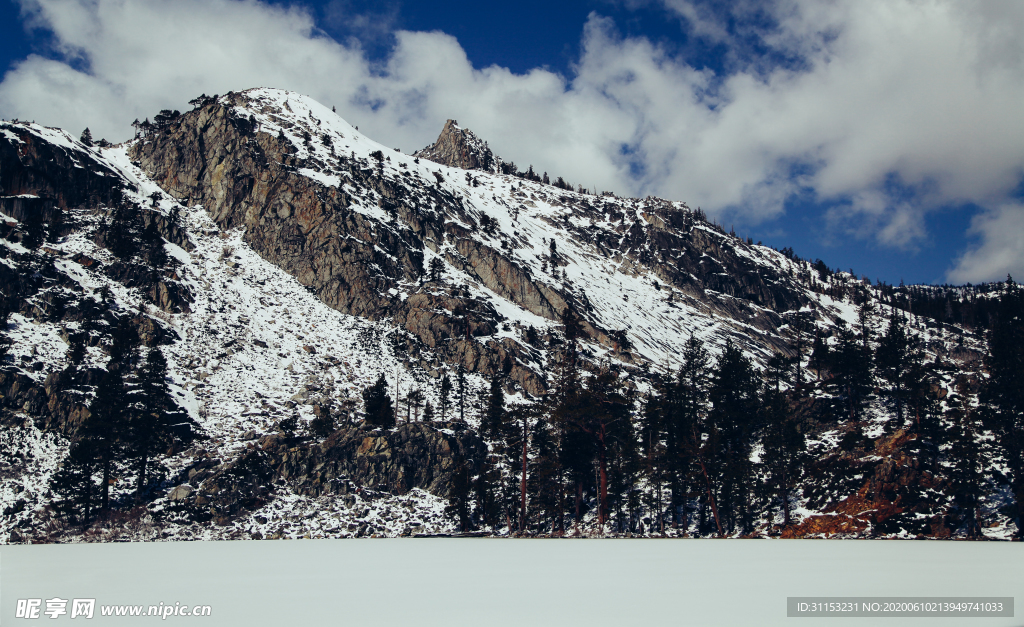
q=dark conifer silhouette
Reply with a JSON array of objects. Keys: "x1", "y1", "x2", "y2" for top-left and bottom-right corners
[
  {"x1": 83, "y1": 367, "x2": 130, "y2": 512},
  {"x1": 480, "y1": 375, "x2": 506, "y2": 440},
  {"x1": 129, "y1": 346, "x2": 191, "y2": 501},
  {"x1": 981, "y1": 276, "x2": 1024, "y2": 539},
  {"x1": 48, "y1": 441, "x2": 99, "y2": 527},
  {"x1": 706, "y1": 340, "x2": 760, "y2": 535},
  {"x1": 310, "y1": 400, "x2": 336, "y2": 437},
  {"x1": 439, "y1": 372, "x2": 452, "y2": 421},
  {"x1": 362, "y1": 373, "x2": 395, "y2": 428},
  {"x1": 142, "y1": 221, "x2": 167, "y2": 267},
  {"x1": 428, "y1": 257, "x2": 444, "y2": 283},
  {"x1": 106, "y1": 206, "x2": 139, "y2": 259}
]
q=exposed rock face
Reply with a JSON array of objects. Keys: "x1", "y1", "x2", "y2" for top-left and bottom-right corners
[
  {"x1": 442, "y1": 223, "x2": 568, "y2": 321},
  {"x1": 179, "y1": 422, "x2": 485, "y2": 523},
  {"x1": 130, "y1": 102, "x2": 419, "y2": 320},
  {"x1": 413, "y1": 119, "x2": 501, "y2": 172},
  {"x1": 0, "y1": 125, "x2": 124, "y2": 215},
  {"x1": 272, "y1": 421, "x2": 486, "y2": 497},
  {"x1": 638, "y1": 207, "x2": 803, "y2": 313},
  {"x1": 784, "y1": 429, "x2": 949, "y2": 538},
  {"x1": 0, "y1": 368, "x2": 91, "y2": 436}
]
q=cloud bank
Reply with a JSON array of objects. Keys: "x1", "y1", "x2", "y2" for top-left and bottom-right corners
[{"x1": 1, "y1": 0, "x2": 1022, "y2": 282}]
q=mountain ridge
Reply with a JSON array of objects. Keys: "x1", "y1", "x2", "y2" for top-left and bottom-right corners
[{"x1": 0, "y1": 87, "x2": 1017, "y2": 542}]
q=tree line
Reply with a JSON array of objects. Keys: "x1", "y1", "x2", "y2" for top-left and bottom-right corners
[{"x1": 366, "y1": 281, "x2": 1024, "y2": 538}]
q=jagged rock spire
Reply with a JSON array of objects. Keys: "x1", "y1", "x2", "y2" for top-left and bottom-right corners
[{"x1": 413, "y1": 119, "x2": 502, "y2": 172}]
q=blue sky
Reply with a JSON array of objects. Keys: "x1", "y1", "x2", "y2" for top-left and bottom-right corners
[{"x1": 2, "y1": 0, "x2": 1023, "y2": 286}]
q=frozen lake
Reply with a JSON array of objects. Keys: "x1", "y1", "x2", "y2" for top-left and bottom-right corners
[{"x1": 2, "y1": 539, "x2": 1020, "y2": 625}]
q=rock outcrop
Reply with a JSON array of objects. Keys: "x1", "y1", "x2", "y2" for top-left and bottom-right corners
[
  {"x1": 784, "y1": 429, "x2": 950, "y2": 538},
  {"x1": 0, "y1": 125, "x2": 124, "y2": 216},
  {"x1": 413, "y1": 119, "x2": 502, "y2": 172},
  {"x1": 176, "y1": 422, "x2": 485, "y2": 523},
  {"x1": 0, "y1": 368, "x2": 91, "y2": 435}
]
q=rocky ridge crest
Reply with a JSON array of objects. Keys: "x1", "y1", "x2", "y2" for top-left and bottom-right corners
[{"x1": 413, "y1": 119, "x2": 503, "y2": 173}]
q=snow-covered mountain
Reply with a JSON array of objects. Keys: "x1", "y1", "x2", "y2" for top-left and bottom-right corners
[{"x1": 0, "y1": 88, "x2": 1012, "y2": 542}]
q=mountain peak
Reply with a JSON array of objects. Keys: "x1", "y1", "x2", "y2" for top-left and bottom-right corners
[{"x1": 413, "y1": 119, "x2": 502, "y2": 172}]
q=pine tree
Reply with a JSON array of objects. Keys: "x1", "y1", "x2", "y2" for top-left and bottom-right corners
[
  {"x1": 706, "y1": 340, "x2": 761, "y2": 535},
  {"x1": 445, "y1": 459, "x2": 473, "y2": 531},
  {"x1": 603, "y1": 386, "x2": 639, "y2": 533},
  {"x1": 310, "y1": 400, "x2": 336, "y2": 437},
  {"x1": 67, "y1": 333, "x2": 87, "y2": 367},
  {"x1": 428, "y1": 257, "x2": 444, "y2": 283},
  {"x1": 501, "y1": 404, "x2": 529, "y2": 532},
  {"x1": 49, "y1": 440, "x2": 100, "y2": 526},
  {"x1": 472, "y1": 455, "x2": 502, "y2": 529},
  {"x1": 760, "y1": 372, "x2": 805, "y2": 529},
  {"x1": 405, "y1": 388, "x2": 425, "y2": 422},
  {"x1": 278, "y1": 413, "x2": 299, "y2": 438},
  {"x1": 80, "y1": 128, "x2": 93, "y2": 146},
  {"x1": 553, "y1": 368, "x2": 631, "y2": 530},
  {"x1": 456, "y1": 364, "x2": 467, "y2": 422},
  {"x1": 480, "y1": 375, "x2": 505, "y2": 440},
  {"x1": 876, "y1": 309, "x2": 914, "y2": 429},
  {"x1": 142, "y1": 221, "x2": 167, "y2": 268},
  {"x1": 670, "y1": 336, "x2": 711, "y2": 533},
  {"x1": 809, "y1": 332, "x2": 830, "y2": 380},
  {"x1": 128, "y1": 346, "x2": 187, "y2": 501},
  {"x1": 362, "y1": 373, "x2": 395, "y2": 428},
  {"x1": 439, "y1": 373, "x2": 452, "y2": 421},
  {"x1": 830, "y1": 322, "x2": 872, "y2": 424},
  {"x1": 83, "y1": 367, "x2": 130, "y2": 512},
  {"x1": 640, "y1": 391, "x2": 667, "y2": 533},
  {"x1": 106, "y1": 206, "x2": 138, "y2": 260},
  {"x1": 109, "y1": 316, "x2": 140, "y2": 370},
  {"x1": 902, "y1": 344, "x2": 941, "y2": 466},
  {"x1": 557, "y1": 420, "x2": 594, "y2": 534},
  {"x1": 945, "y1": 378, "x2": 985, "y2": 538},
  {"x1": 527, "y1": 412, "x2": 563, "y2": 534},
  {"x1": 790, "y1": 314, "x2": 811, "y2": 389}
]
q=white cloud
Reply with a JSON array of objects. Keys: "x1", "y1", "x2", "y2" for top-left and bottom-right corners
[
  {"x1": 947, "y1": 203, "x2": 1024, "y2": 284},
  {"x1": 1, "y1": 0, "x2": 1023, "y2": 282},
  {"x1": 822, "y1": 191, "x2": 928, "y2": 252}
]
